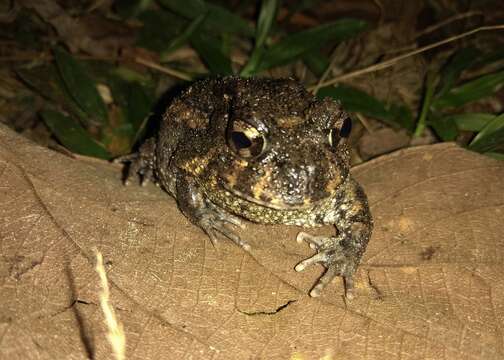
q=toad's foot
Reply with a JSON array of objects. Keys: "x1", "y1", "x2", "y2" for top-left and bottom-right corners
[
  {"x1": 114, "y1": 153, "x2": 154, "y2": 186},
  {"x1": 113, "y1": 138, "x2": 156, "y2": 186},
  {"x1": 197, "y1": 205, "x2": 250, "y2": 252},
  {"x1": 295, "y1": 231, "x2": 357, "y2": 299}
]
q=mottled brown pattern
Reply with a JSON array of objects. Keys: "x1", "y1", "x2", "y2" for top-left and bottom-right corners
[{"x1": 121, "y1": 77, "x2": 373, "y2": 298}]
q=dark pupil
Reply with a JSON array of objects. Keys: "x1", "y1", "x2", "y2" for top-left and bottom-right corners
[
  {"x1": 339, "y1": 118, "x2": 352, "y2": 138},
  {"x1": 231, "y1": 131, "x2": 252, "y2": 149}
]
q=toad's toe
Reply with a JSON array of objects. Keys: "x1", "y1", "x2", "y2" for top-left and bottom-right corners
[{"x1": 198, "y1": 210, "x2": 250, "y2": 251}]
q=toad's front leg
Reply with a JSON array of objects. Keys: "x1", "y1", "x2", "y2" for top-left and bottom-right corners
[
  {"x1": 296, "y1": 179, "x2": 373, "y2": 299},
  {"x1": 175, "y1": 175, "x2": 251, "y2": 251}
]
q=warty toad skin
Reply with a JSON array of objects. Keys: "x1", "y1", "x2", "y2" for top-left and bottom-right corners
[{"x1": 118, "y1": 77, "x2": 373, "y2": 298}]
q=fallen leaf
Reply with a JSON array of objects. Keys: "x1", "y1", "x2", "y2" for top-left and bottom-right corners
[
  {"x1": 1, "y1": 125, "x2": 503, "y2": 359},
  {"x1": 18, "y1": 0, "x2": 122, "y2": 57}
]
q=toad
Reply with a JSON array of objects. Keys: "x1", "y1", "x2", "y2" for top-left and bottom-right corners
[{"x1": 118, "y1": 77, "x2": 373, "y2": 298}]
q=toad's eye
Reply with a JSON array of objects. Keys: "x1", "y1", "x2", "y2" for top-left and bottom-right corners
[
  {"x1": 329, "y1": 117, "x2": 352, "y2": 147},
  {"x1": 227, "y1": 120, "x2": 265, "y2": 158}
]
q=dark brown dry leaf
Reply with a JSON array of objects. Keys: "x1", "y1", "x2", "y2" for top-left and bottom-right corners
[
  {"x1": 18, "y1": 0, "x2": 116, "y2": 57},
  {"x1": 358, "y1": 127, "x2": 411, "y2": 159},
  {"x1": 340, "y1": 22, "x2": 427, "y2": 113},
  {"x1": 1, "y1": 124, "x2": 503, "y2": 359}
]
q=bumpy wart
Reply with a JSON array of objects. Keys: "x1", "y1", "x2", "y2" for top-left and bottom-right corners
[{"x1": 120, "y1": 77, "x2": 373, "y2": 298}]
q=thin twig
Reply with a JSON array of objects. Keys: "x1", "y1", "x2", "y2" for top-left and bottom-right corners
[
  {"x1": 86, "y1": 0, "x2": 108, "y2": 12},
  {"x1": 0, "y1": 51, "x2": 193, "y2": 82},
  {"x1": 308, "y1": 24, "x2": 504, "y2": 91},
  {"x1": 380, "y1": 10, "x2": 483, "y2": 56},
  {"x1": 312, "y1": 44, "x2": 344, "y2": 95},
  {"x1": 0, "y1": 52, "x2": 118, "y2": 62},
  {"x1": 94, "y1": 248, "x2": 126, "y2": 360},
  {"x1": 372, "y1": 0, "x2": 385, "y2": 26},
  {"x1": 413, "y1": 10, "x2": 483, "y2": 39},
  {"x1": 354, "y1": 112, "x2": 374, "y2": 134},
  {"x1": 134, "y1": 56, "x2": 192, "y2": 81}
]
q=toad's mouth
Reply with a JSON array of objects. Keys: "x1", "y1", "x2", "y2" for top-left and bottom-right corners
[{"x1": 221, "y1": 182, "x2": 319, "y2": 211}]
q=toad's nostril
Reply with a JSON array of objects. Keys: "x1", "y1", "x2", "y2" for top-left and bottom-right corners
[{"x1": 283, "y1": 166, "x2": 314, "y2": 193}]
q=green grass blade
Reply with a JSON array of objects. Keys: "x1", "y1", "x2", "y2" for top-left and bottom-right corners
[
  {"x1": 428, "y1": 114, "x2": 459, "y2": 141},
  {"x1": 136, "y1": 10, "x2": 187, "y2": 53},
  {"x1": 256, "y1": 19, "x2": 367, "y2": 72},
  {"x1": 302, "y1": 51, "x2": 330, "y2": 77},
  {"x1": 157, "y1": 0, "x2": 206, "y2": 18},
  {"x1": 112, "y1": 66, "x2": 153, "y2": 87},
  {"x1": 103, "y1": 76, "x2": 153, "y2": 137},
  {"x1": 116, "y1": 0, "x2": 153, "y2": 18},
  {"x1": 240, "y1": 0, "x2": 278, "y2": 76},
  {"x1": 191, "y1": 32, "x2": 233, "y2": 75},
  {"x1": 255, "y1": 0, "x2": 277, "y2": 49},
  {"x1": 85, "y1": 62, "x2": 156, "y2": 146},
  {"x1": 288, "y1": 0, "x2": 324, "y2": 13},
  {"x1": 53, "y1": 47, "x2": 108, "y2": 124},
  {"x1": 161, "y1": 13, "x2": 206, "y2": 58},
  {"x1": 317, "y1": 85, "x2": 414, "y2": 130},
  {"x1": 485, "y1": 152, "x2": 504, "y2": 160},
  {"x1": 441, "y1": 113, "x2": 496, "y2": 132},
  {"x1": 125, "y1": 83, "x2": 154, "y2": 138},
  {"x1": 40, "y1": 110, "x2": 110, "y2": 159},
  {"x1": 436, "y1": 47, "x2": 481, "y2": 98},
  {"x1": 17, "y1": 64, "x2": 90, "y2": 125},
  {"x1": 158, "y1": 0, "x2": 253, "y2": 36},
  {"x1": 473, "y1": 49, "x2": 504, "y2": 68},
  {"x1": 415, "y1": 71, "x2": 437, "y2": 137},
  {"x1": 468, "y1": 113, "x2": 504, "y2": 153},
  {"x1": 206, "y1": 4, "x2": 254, "y2": 36},
  {"x1": 433, "y1": 69, "x2": 504, "y2": 109}
]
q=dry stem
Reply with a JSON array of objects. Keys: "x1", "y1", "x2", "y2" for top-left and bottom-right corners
[
  {"x1": 94, "y1": 248, "x2": 126, "y2": 360},
  {"x1": 308, "y1": 24, "x2": 504, "y2": 92}
]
